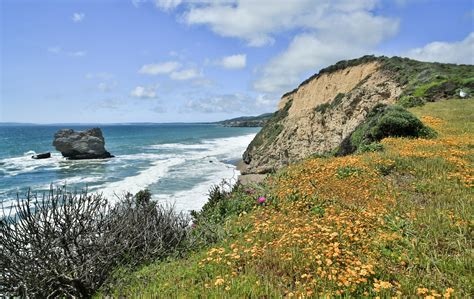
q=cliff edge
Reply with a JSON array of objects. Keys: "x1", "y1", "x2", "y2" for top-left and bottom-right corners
[{"x1": 241, "y1": 55, "x2": 473, "y2": 174}]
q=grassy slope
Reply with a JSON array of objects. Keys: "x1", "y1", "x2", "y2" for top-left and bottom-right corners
[{"x1": 101, "y1": 99, "x2": 473, "y2": 298}]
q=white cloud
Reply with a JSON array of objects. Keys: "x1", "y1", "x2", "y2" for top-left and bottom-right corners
[
  {"x1": 218, "y1": 54, "x2": 246, "y2": 69},
  {"x1": 255, "y1": 94, "x2": 276, "y2": 108},
  {"x1": 72, "y1": 12, "x2": 85, "y2": 23},
  {"x1": 183, "y1": 0, "x2": 298, "y2": 47},
  {"x1": 138, "y1": 61, "x2": 181, "y2": 75},
  {"x1": 183, "y1": 92, "x2": 277, "y2": 114},
  {"x1": 170, "y1": 68, "x2": 200, "y2": 80},
  {"x1": 130, "y1": 85, "x2": 158, "y2": 99},
  {"x1": 152, "y1": 0, "x2": 398, "y2": 94},
  {"x1": 180, "y1": 0, "x2": 384, "y2": 47},
  {"x1": 253, "y1": 10, "x2": 399, "y2": 93},
  {"x1": 155, "y1": 0, "x2": 182, "y2": 10},
  {"x1": 404, "y1": 32, "x2": 474, "y2": 65}
]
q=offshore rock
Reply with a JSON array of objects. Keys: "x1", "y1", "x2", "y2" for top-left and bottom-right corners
[
  {"x1": 53, "y1": 128, "x2": 114, "y2": 160},
  {"x1": 32, "y1": 152, "x2": 51, "y2": 159}
]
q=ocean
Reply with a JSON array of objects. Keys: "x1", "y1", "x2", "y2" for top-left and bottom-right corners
[{"x1": 0, "y1": 124, "x2": 259, "y2": 213}]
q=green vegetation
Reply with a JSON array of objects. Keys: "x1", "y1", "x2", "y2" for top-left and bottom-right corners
[
  {"x1": 398, "y1": 95, "x2": 426, "y2": 108},
  {"x1": 314, "y1": 93, "x2": 346, "y2": 114},
  {"x1": 380, "y1": 56, "x2": 474, "y2": 104},
  {"x1": 100, "y1": 98, "x2": 473, "y2": 298},
  {"x1": 243, "y1": 99, "x2": 292, "y2": 164},
  {"x1": 284, "y1": 55, "x2": 473, "y2": 108},
  {"x1": 336, "y1": 104, "x2": 436, "y2": 156},
  {"x1": 1, "y1": 189, "x2": 190, "y2": 297},
  {"x1": 217, "y1": 113, "x2": 273, "y2": 127},
  {"x1": 314, "y1": 102, "x2": 331, "y2": 113}
]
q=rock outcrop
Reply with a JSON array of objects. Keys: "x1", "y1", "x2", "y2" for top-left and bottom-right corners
[
  {"x1": 32, "y1": 152, "x2": 51, "y2": 159},
  {"x1": 53, "y1": 128, "x2": 114, "y2": 160},
  {"x1": 241, "y1": 55, "x2": 474, "y2": 174}
]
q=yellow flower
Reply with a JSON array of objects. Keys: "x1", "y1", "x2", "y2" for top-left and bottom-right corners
[
  {"x1": 417, "y1": 288, "x2": 429, "y2": 295},
  {"x1": 214, "y1": 278, "x2": 225, "y2": 286},
  {"x1": 443, "y1": 288, "x2": 454, "y2": 298}
]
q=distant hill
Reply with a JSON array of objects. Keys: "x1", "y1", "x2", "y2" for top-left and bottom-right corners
[
  {"x1": 0, "y1": 122, "x2": 38, "y2": 126},
  {"x1": 216, "y1": 113, "x2": 273, "y2": 127}
]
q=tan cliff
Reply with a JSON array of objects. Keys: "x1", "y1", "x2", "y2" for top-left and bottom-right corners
[{"x1": 240, "y1": 55, "x2": 474, "y2": 175}]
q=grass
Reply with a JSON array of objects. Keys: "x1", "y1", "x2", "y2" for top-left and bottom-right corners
[{"x1": 99, "y1": 98, "x2": 473, "y2": 298}]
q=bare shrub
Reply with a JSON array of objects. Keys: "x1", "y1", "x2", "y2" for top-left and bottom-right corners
[{"x1": 0, "y1": 188, "x2": 190, "y2": 298}]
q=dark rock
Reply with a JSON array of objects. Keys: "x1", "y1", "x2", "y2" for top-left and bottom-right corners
[
  {"x1": 32, "y1": 152, "x2": 51, "y2": 159},
  {"x1": 52, "y1": 128, "x2": 114, "y2": 160}
]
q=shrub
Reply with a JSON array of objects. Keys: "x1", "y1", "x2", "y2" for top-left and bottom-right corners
[
  {"x1": 336, "y1": 104, "x2": 436, "y2": 156},
  {"x1": 332, "y1": 92, "x2": 346, "y2": 107},
  {"x1": 135, "y1": 188, "x2": 152, "y2": 205},
  {"x1": 0, "y1": 188, "x2": 189, "y2": 298},
  {"x1": 191, "y1": 181, "x2": 257, "y2": 226},
  {"x1": 314, "y1": 103, "x2": 331, "y2": 113},
  {"x1": 357, "y1": 142, "x2": 384, "y2": 153},
  {"x1": 398, "y1": 95, "x2": 425, "y2": 108},
  {"x1": 314, "y1": 93, "x2": 346, "y2": 114}
]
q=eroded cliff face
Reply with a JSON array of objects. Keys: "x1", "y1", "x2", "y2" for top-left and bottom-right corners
[{"x1": 241, "y1": 60, "x2": 403, "y2": 174}]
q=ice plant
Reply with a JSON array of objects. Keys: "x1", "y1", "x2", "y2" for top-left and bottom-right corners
[{"x1": 257, "y1": 196, "x2": 266, "y2": 204}]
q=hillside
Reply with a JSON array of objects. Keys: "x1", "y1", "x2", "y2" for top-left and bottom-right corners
[
  {"x1": 96, "y1": 56, "x2": 473, "y2": 298},
  {"x1": 241, "y1": 55, "x2": 474, "y2": 174},
  {"x1": 216, "y1": 113, "x2": 273, "y2": 127},
  {"x1": 102, "y1": 98, "x2": 473, "y2": 298}
]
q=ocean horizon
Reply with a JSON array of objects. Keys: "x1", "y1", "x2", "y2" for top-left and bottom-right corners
[{"x1": 0, "y1": 124, "x2": 259, "y2": 213}]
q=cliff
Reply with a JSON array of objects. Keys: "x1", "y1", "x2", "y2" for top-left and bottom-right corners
[{"x1": 241, "y1": 55, "x2": 474, "y2": 174}]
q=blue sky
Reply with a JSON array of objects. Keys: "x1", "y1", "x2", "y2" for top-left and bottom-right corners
[{"x1": 1, "y1": 0, "x2": 473, "y2": 123}]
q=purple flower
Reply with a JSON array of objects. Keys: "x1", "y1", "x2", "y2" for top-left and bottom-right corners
[{"x1": 257, "y1": 196, "x2": 266, "y2": 204}]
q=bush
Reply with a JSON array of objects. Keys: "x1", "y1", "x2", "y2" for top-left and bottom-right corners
[
  {"x1": 398, "y1": 95, "x2": 425, "y2": 108},
  {"x1": 336, "y1": 104, "x2": 436, "y2": 156},
  {"x1": 370, "y1": 105, "x2": 433, "y2": 140},
  {"x1": 314, "y1": 93, "x2": 346, "y2": 114},
  {"x1": 357, "y1": 142, "x2": 384, "y2": 153},
  {"x1": 191, "y1": 181, "x2": 257, "y2": 226},
  {"x1": 0, "y1": 188, "x2": 189, "y2": 298}
]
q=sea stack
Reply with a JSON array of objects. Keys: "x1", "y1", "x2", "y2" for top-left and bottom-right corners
[{"x1": 53, "y1": 128, "x2": 114, "y2": 160}]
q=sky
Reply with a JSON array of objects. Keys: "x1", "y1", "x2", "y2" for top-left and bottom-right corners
[{"x1": 1, "y1": 0, "x2": 473, "y2": 124}]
